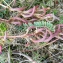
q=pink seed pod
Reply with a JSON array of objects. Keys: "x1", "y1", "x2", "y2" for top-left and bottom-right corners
[
  {"x1": 10, "y1": 7, "x2": 26, "y2": 11},
  {"x1": 44, "y1": 14, "x2": 60, "y2": 22},
  {"x1": 22, "y1": 6, "x2": 35, "y2": 18},
  {"x1": 0, "y1": 45, "x2": 2, "y2": 54}
]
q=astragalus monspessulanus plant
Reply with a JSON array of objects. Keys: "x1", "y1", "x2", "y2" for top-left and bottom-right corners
[{"x1": 0, "y1": 0, "x2": 63, "y2": 63}]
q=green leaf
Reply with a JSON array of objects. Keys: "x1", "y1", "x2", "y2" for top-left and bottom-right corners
[
  {"x1": 23, "y1": 21, "x2": 55, "y2": 31},
  {"x1": 0, "y1": 23, "x2": 7, "y2": 35},
  {"x1": 34, "y1": 21, "x2": 55, "y2": 31}
]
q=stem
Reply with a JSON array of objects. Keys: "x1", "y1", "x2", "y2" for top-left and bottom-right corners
[
  {"x1": 8, "y1": 45, "x2": 11, "y2": 63},
  {"x1": 12, "y1": 52, "x2": 36, "y2": 63},
  {"x1": 0, "y1": 34, "x2": 27, "y2": 39},
  {"x1": 2, "y1": 0, "x2": 11, "y2": 8},
  {"x1": 0, "y1": 4, "x2": 7, "y2": 8}
]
